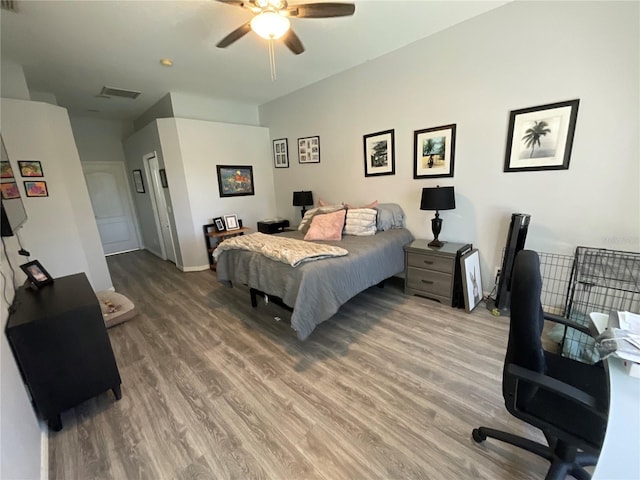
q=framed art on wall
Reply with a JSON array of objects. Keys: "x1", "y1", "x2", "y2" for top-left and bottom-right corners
[
  {"x1": 1, "y1": 161, "x2": 14, "y2": 179},
  {"x1": 24, "y1": 181, "x2": 48, "y2": 197},
  {"x1": 159, "y1": 168, "x2": 168, "y2": 188},
  {"x1": 297, "y1": 136, "x2": 320, "y2": 164},
  {"x1": 273, "y1": 138, "x2": 289, "y2": 168},
  {"x1": 363, "y1": 129, "x2": 395, "y2": 177},
  {"x1": 132, "y1": 169, "x2": 145, "y2": 193},
  {"x1": 413, "y1": 124, "x2": 456, "y2": 179},
  {"x1": 18, "y1": 161, "x2": 44, "y2": 177},
  {"x1": 1, "y1": 182, "x2": 20, "y2": 199},
  {"x1": 216, "y1": 165, "x2": 255, "y2": 197},
  {"x1": 213, "y1": 216, "x2": 226, "y2": 232},
  {"x1": 504, "y1": 99, "x2": 579, "y2": 172},
  {"x1": 460, "y1": 249, "x2": 483, "y2": 312}
]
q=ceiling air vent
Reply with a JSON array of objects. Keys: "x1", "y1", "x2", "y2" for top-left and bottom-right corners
[
  {"x1": 99, "y1": 86, "x2": 141, "y2": 100},
  {"x1": 1, "y1": 0, "x2": 18, "y2": 12}
]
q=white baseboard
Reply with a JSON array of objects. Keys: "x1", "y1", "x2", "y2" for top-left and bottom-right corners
[
  {"x1": 180, "y1": 265, "x2": 211, "y2": 272},
  {"x1": 40, "y1": 421, "x2": 48, "y2": 480}
]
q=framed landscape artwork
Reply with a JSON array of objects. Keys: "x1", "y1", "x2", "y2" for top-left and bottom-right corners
[
  {"x1": 413, "y1": 124, "x2": 456, "y2": 179},
  {"x1": 216, "y1": 165, "x2": 255, "y2": 197},
  {"x1": 18, "y1": 161, "x2": 44, "y2": 177},
  {"x1": 24, "y1": 181, "x2": 48, "y2": 197},
  {"x1": 363, "y1": 129, "x2": 395, "y2": 177},
  {"x1": 297, "y1": 136, "x2": 320, "y2": 164},
  {"x1": 504, "y1": 99, "x2": 579, "y2": 172},
  {"x1": 273, "y1": 138, "x2": 289, "y2": 168}
]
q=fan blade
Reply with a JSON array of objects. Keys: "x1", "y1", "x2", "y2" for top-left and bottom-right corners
[
  {"x1": 282, "y1": 29, "x2": 304, "y2": 55},
  {"x1": 287, "y1": 2, "x2": 355, "y2": 18},
  {"x1": 216, "y1": 22, "x2": 252, "y2": 48}
]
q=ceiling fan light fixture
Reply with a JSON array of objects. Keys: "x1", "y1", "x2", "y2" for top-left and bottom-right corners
[{"x1": 250, "y1": 11, "x2": 290, "y2": 40}]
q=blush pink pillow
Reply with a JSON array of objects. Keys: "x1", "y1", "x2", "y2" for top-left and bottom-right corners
[
  {"x1": 344, "y1": 200, "x2": 379, "y2": 209},
  {"x1": 304, "y1": 209, "x2": 346, "y2": 241}
]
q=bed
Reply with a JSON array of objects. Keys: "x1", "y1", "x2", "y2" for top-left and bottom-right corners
[{"x1": 214, "y1": 204, "x2": 414, "y2": 340}]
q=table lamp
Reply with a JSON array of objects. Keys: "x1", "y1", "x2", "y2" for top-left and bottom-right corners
[
  {"x1": 420, "y1": 186, "x2": 455, "y2": 247},
  {"x1": 292, "y1": 191, "x2": 314, "y2": 218}
]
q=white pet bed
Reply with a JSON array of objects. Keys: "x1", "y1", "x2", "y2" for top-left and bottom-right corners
[{"x1": 96, "y1": 291, "x2": 137, "y2": 328}]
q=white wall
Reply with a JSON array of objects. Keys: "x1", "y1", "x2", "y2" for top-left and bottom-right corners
[
  {"x1": 170, "y1": 92, "x2": 260, "y2": 126},
  {"x1": 1, "y1": 99, "x2": 113, "y2": 291},
  {"x1": 69, "y1": 115, "x2": 134, "y2": 163},
  {"x1": 259, "y1": 1, "x2": 640, "y2": 289},
  {"x1": 0, "y1": 240, "x2": 41, "y2": 480},
  {"x1": 0, "y1": 58, "x2": 30, "y2": 101}
]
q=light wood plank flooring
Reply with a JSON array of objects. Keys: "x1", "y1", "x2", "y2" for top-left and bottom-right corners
[{"x1": 49, "y1": 250, "x2": 549, "y2": 479}]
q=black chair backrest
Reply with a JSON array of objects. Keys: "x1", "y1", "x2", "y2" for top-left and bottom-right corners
[{"x1": 503, "y1": 250, "x2": 547, "y2": 404}]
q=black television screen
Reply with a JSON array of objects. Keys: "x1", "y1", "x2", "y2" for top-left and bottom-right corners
[{"x1": 0, "y1": 134, "x2": 28, "y2": 237}]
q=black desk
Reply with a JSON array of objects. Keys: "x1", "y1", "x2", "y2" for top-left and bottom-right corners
[{"x1": 5, "y1": 273, "x2": 122, "y2": 431}]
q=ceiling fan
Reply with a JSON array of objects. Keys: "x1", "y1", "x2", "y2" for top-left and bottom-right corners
[{"x1": 215, "y1": 0, "x2": 356, "y2": 55}]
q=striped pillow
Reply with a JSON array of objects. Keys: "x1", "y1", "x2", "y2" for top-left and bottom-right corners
[{"x1": 343, "y1": 208, "x2": 377, "y2": 236}]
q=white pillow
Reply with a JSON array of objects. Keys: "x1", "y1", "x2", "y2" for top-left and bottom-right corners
[{"x1": 344, "y1": 208, "x2": 377, "y2": 236}]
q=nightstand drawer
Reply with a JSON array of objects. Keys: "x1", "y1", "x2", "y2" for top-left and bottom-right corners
[
  {"x1": 406, "y1": 252, "x2": 454, "y2": 274},
  {"x1": 406, "y1": 267, "x2": 452, "y2": 297}
]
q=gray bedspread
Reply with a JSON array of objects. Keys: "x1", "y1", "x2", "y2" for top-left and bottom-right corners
[{"x1": 215, "y1": 228, "x2": 414, "y2": 340}]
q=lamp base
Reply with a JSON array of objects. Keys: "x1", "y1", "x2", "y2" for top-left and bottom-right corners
[{"x1": 428, "y1": 239, "x2": 445, "y2": 248}]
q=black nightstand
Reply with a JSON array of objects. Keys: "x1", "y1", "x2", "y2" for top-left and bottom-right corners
[{"x1": 257, "y1": 219, "x2": 290, "y2": 234}]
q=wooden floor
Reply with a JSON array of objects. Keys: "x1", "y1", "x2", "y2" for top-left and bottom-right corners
[{"x1": 49, "y1": 250, "x2": 550, "y2": 479}]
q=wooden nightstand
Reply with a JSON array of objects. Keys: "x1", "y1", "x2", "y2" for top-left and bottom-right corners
[{"x1": 404, "y1": 240, "x2": 471, "y2": 306}]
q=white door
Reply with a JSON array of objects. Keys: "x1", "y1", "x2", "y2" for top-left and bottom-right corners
[
  {"x1": 83, "y1": 162, "x2": 141, "y2": 255},
  {"x1": 144, "y1": 152, "x2": 177, "y2": 264}
]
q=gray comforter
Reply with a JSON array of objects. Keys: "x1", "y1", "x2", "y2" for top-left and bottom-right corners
[{"x1": 215, "y1": 228, "x2": 414, "y2": 339}]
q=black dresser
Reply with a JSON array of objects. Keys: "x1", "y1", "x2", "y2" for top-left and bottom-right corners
[{"x1": 5, "y1": 273, "x2": 122, "y2": 431}]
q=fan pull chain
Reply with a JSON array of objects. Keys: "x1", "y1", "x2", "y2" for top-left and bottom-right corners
[{"x1": 268, "y1": 38, "x2": 277, "y2": 81}]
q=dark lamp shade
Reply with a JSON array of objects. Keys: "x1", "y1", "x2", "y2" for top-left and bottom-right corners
[
  {"x1": 292, "y1": 191, "x2": 314, "y2": 207},
  {"x1": 420, "y1": 186, "x2": 455, "y2": 211}
]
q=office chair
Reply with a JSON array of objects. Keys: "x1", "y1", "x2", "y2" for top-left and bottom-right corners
[{"x1": 473, "y1": 250, "x2": 609, "y2": 480}]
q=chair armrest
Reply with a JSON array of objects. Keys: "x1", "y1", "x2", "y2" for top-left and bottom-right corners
[
  {"x1": 507, "y1": 363, "x2": 607, "y2": 416},
  {"x1": 544, "y1": 312, "x2": 593, "y2": 337}
]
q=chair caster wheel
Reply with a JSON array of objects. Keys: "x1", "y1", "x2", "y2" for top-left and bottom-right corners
[{"x1": 472, "y1": 428, "x2": 486, "y2": 443}]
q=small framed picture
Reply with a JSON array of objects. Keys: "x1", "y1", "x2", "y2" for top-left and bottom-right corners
[
  {"x1": 1, "y1": 182, "x2": 20, "y2": 199},
  {"x1": 20, "y1": 260, "x2": 54, "y2": 288},
  {"x1": 1, "y1": 161, "x2": 14, "y2": 179},
  {"x1": 18, "y1": 161, "x2": 44, "y2": 177},
  {"x1": 297, "y1": 136, "x2": 320, "y2": 164},
  {"x1": 504, "y1": 99, "x2": 579, "y2": 172},
  {"x1": 363, "y1": 129, "x2": 395, "y2": 177},
  {"x1": 273, "y1": 138, "x2": 289, "y2": 168},
  {"x1": 413, "y1": 124, "x2": 456, "y2": 179},
  {"x1": 132, "y1": 169, "x2": 145, "y2": 193},
  {"x1": 159, "y1": 168, "x2": 168, "y2": 188},
  {"x1": 213, "y1": 216, "x2": 226, "y2": 232},
  {"x1": 24, "y1": 181, "x2": 48, "y2": 197},
  {"x1": 460, "y1": 249, "x2": 483, "y2": 312},
  {"x1": 223, "y1": 214, "x2": 239, "y2": 231}
]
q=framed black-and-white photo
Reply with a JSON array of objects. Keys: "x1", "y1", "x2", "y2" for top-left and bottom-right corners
[
  {"x1": 159, "y1": 168, "x2": 168, "y2": 188},
  {"x1": 413, "y1": 124, "x2": 456, "y2": 179},
  {"x1": 213, "y1": 216, "x2": 226, "y2": 232},
  {"x1": 363, "y1": 129, "x2": 395, "y2": 177},
  {"x1": 273, "y1": 138, "x2": 289, "y2": 168},
  {"x1": 460, "y1": 249, "x2": 483, "y2": 312},
  {"x1": 20, "y1": 259, "x2": 54, "y2": 288},
  {"x1": 504, "y1": 99, "x2": 579, "y2": 172},
  {"x1": 132, "y1": 169, "x2": 145, "y2": 193},
  {"x1": 298, "y1": 136, "x2": 320, "y2": 164},
  {"x1": 223, "y1": 214, "x2": 239, "y2": 231}
]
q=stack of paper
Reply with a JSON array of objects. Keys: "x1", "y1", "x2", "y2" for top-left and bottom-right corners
[{"x1": 607, "y1": 311, "x2": 640, "y2": 377}]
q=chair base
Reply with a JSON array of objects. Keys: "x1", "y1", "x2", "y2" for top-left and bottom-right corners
[{"x1": 472, "y1": 427, "x2": 598, "y2": 480}]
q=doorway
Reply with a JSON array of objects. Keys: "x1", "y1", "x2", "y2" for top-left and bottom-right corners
[
  {"x1": 143, "y1": 152, "x2": 177, "y2": 264},
  {"x1": 83, "y1": 162, "x2": 141, "y2": 255}
]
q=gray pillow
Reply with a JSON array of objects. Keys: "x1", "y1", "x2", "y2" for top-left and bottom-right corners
[{"x1": 376, "y1": 203, "x2": 406, "y2": 231}]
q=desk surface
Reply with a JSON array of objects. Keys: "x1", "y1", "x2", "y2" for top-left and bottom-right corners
[{"x1": 590, "y1": 313, "x2": 640, "y2": 480}]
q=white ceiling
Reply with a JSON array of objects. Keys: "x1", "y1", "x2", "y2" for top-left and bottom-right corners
[{"x1": 1, "y1": 0, "x2": 508, "y2": 121}]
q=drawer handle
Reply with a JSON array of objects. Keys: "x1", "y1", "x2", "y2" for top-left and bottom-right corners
[
  {"x1": 421, "y1": 279, "x2": 434, "y2": 285},
  {"x1": 423, "y1": 260, "x2": 434, "y2": 265}
]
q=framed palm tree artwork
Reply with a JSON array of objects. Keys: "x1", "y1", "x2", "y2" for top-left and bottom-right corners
[{"x1": 504, "y1": 99, "x2": 579, "y2": 172}]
